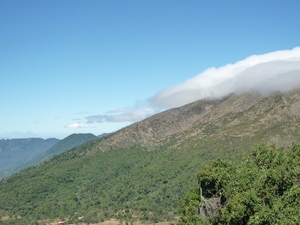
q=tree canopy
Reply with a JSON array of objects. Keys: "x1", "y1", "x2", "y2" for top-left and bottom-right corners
[{"x1": 177, "y1": 143, "x2": 300, "y2": 225}]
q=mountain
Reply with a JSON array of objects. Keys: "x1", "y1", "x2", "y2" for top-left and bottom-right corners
[
  {"x1": 90, "y1": 90, "x2": 300, "y2": 160},
  {"x1": 1, "y1": 89, "x2": 300, "y2": 224},
  {"x1": 0, "y1": 133, "x2": 100, "y2": 179},
  {"x1": 0, "y1": 137, "x2": 59, "y2": 170}
]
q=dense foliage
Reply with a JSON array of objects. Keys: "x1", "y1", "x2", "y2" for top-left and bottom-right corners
[
  {"x1": 0, "y1": 140, "x2": 210, "y2": 224},
  {"x1": 177, "y1": 144, "x2": 300, "y2": 224}
]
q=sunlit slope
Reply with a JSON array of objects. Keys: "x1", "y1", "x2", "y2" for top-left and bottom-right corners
[{"x1": 1, "y1": 89, "x2": 300, "y2": 224}]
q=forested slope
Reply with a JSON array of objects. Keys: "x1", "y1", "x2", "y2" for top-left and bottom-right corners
[{"x1": 1, "y1": 90, "x2": 300, "y2": 224}]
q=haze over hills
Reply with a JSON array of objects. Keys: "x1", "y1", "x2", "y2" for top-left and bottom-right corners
[
  {"x1": 0, "y1": 138, "x2": 59, "y2": 170},
  {"x1": 0, "y1": 133, "x2": 105, "y2": 179},
  {"x1": 26, "y1": 133, "x2": 100, "y2": 164},
  {"x1": 1, "y1": 89, "x2": 300, "y2": 224}
]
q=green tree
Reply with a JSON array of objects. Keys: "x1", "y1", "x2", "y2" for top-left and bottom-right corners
[{"x1": 177, "y1": 144, "x2": 300, "y2": 224}]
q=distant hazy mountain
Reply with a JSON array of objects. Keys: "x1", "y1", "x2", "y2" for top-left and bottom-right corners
[
  {"x1": 0, "y1": 138, "x2": 59, "y2": 170},
  {"x1": 0, "y1": 133, "x2": 100, "y2": 179},
  {"x1": 27, "y1": 133, "x2": 99, "y2": 163}
]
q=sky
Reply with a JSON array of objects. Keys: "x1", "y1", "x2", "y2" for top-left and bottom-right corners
[{"x1": 1, "y1": 0, "x2": 300, "y2": 139}]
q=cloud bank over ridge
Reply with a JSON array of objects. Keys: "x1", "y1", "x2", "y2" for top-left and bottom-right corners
[
  {"x1": 150, "y1": 47, "x2": 300, "y2": 108},
  {"x1": 86, "y1": 106, "x2": 157, "y2": 123},
  {"x1": 82, "y1": 47, "x2": 300, "y2": 125}
]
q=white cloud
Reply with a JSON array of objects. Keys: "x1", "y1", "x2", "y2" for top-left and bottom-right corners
[
  {"x1": 65, "y1": 122, "x2": 94, "y2": 129},
  {"x1": 86, "y1": 107, "x2": 157, "y2": 123},
  {"x1": 150, "y1": 47, "x2": 300, "y2": 108},
  {"x1": 84, "y1": 47, "x2": 300, "y2": 124}
]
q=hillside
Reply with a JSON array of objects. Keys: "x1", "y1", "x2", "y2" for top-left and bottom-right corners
[
  {"x1": 0, "y1": 138, "x2": 59, "y2": 170},
  {"x1": 1, "y1": 89, "x2": 300, "y2": 224},
  {"x1": 0, "y1": 133, "x2": 100, "y2": 179},
  {"x1": 97, "y1": 90, "x2": 300, "y2": 152}
]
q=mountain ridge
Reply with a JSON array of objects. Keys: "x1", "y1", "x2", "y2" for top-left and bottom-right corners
[
  {"x1": 94, "y1": 95, "x2": 231, "y2": 152},
  {"x1": 93, "y1": 89, "x2": 300, "y2": 154},
  {"x1": 1, "y1": 89, "x2": 300, "y2": 224}
]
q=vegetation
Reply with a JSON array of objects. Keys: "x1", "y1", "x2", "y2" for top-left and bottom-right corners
[
  {"x1": 2, "y1": 91, "x2": 300, "y2": 224},
  {"x1": 177, "y1": 143, "x2": 300, "y2": 224},
  {"x1": 0, "y1": 140, "x2": 205, "y2": 224}
]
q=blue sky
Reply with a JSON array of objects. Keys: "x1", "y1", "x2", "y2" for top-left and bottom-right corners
[{"x1": 1, "y1": 0, "x2": 300, "y2": 139}]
